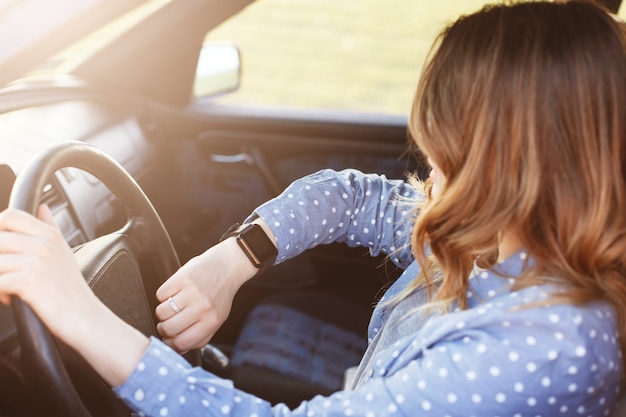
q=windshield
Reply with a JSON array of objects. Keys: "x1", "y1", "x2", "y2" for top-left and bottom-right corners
[{"x1": 0, "y1": 0, "x2": 148, "y2": 87}]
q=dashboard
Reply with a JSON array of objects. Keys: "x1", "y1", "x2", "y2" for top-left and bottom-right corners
[{"x1": 0, "y1": 99, "x2": 161, "y2": 246}]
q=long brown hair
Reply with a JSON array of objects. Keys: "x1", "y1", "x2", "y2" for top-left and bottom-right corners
[{"x1": 408, "y1": 1, "x2": 626, "y2": 361}]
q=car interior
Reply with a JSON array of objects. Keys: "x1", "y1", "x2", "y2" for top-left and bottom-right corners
[
  {"x1": 0, "y1": 1, "x2": 423, "y2": 414},
  {"x1": 0, "y1": 74, "x2": 418, "y2": 416},
  {"x1": 0, "y1": 67, "x2": 418, "y2": 416},
  {"x1": 0, "y1": 0, "x2": 623, "y2": 416}
]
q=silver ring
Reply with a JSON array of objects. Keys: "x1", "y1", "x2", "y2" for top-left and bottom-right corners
[{"x1": 168, "y1": 296, "x2": 181, "y2": 314}]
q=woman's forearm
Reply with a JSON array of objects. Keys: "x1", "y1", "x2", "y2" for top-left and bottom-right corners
[{"x1": 66, "y1": 292, "x2": 150, "y2": 387}]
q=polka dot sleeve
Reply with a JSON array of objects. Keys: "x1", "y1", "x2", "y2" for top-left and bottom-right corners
[
  {"x1": 114, "y1": 295, "x2": 622, "y2": 417},
  {"x1": 113, "y1": 337, "x2": 275, "y2": 417},
  {"x1": 253, "y1": 169, "x2": 421, "y2": 267}
]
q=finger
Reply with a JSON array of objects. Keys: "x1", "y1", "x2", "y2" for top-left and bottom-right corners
[
  {"x1": 156, "y1": 307, "x2": 198, "y2": 339},
  {"x1": 0, "y1": 267, "x2": 23, "y2": 292},
  {"x1": 156, "y1": 292, "x2": 217, "y2": 339},
  {"x1": 0, "y1": 208, "x2": 59, "y2": 238},
  {"x1": 156, "y1": 293, "x2": 218, "y2": 340},
  {"x1": 155, "y1": 274, "x2": 181, "y2": 303},
  {"x1": 0, "y1": 251, "x2": 62, "y2": 298},
  {"x1": 0, "y1": 250, "x2": 29, "y2": 270},
  {"x1": 157, "y1": 304, "x2": 221, "y2": 346},
  {"x1": 0, "y1": 267, "x2": 33, "y2": 301},
  {"x1": 0, "y1": 231, "x2": 39, "y2": 255},
  {"x1": 161, "y1": 321, "x2": 214, "y2": 353},
  {"x1": 155, "y1": 292, "x2": 186, "y2": 321},
  {"x1": 0, "y1": 293, "x2": 13, "y2": 305},
  {"x1": 37, "y1": 204, "x2": 58, "y2": 227}
]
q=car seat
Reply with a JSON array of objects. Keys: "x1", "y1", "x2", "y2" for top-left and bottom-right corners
[{"x1": 227, "y1": 290, "x2": 371, "y2": 408}]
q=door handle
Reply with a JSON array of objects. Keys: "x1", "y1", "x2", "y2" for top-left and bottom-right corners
[{"x1": 209, "y1": 153, "x2": 251, "y2": 164}]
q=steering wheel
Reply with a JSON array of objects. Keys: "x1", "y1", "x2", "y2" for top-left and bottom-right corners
[{"x1": 8, "y1": 141, "x2": 186, "y2": 416}]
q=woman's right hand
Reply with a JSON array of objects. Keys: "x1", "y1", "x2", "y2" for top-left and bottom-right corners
[{"x1": 154, "y1": 230, "x2": 266, "y2": 353}]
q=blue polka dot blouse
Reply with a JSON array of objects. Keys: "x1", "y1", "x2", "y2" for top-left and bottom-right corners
[{"x1": 114, "y1": 169, "x2": 623, "y2": 417}]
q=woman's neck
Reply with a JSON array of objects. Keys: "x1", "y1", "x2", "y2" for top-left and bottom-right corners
[{"x1": 498, "y1": 232, "x2": 523, "y2": 262}]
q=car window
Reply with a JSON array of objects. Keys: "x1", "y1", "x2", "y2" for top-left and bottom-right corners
[
  {"x1": 204, "y1": 0, "x2": 495, "y2": 116},
  {"x1": 205, "y1": 0, "x2": 625, "y2": 117}
]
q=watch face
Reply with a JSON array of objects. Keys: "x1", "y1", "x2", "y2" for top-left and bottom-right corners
[{"x1": 238, "y1": 224, "x2": 277, "y2": 267}]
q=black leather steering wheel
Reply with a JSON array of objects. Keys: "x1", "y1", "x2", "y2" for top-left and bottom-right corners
[{"x1": 8, "y1": 141, "x2": 183, "y2": 416}]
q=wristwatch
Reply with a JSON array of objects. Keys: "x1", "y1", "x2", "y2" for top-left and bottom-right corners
[{"x1": 220, "y1": 222, "x2": 277, "y2": 270}]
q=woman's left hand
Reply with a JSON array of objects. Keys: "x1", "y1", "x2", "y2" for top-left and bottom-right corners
[
  {"x1": 0, "y1": 206, "x2": 97, "y2": 340},
  {"x1": 0, "y1": 205, "x2": 149, "y2": 387}
]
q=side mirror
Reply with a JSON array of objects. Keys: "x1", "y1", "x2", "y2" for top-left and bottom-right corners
[{"x1": 193, "y1": 42, "x2": 241, "y2": 99}]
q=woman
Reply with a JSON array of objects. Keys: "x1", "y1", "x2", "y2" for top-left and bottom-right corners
[{"x1": 0, "y1": 1, "x2": 624, "y2": 416}]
